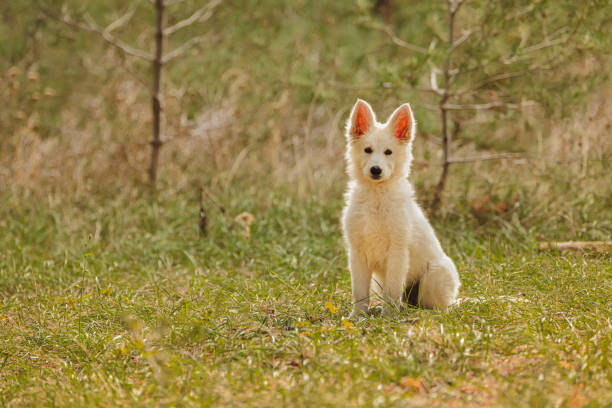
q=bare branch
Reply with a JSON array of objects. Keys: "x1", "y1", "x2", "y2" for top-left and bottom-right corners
[
  {"x1": 327, "y1": 81, "x2": 393, "y2": 90},
  {"x1": 106, "y1": 3, "x2": 137, "y2": 33},
  {"x1": 504, "y1": 4, "x2": 535, "y2": 20},
  {"x1": 452, "y1": 27, "x2": 478, "y2": 50},
  {"x1": 539, "y1": 241, "x2": 612, "y2": 251},
  {"x1": 162, "y1": 34, "x2": 213, "y2": 62},
  {"x1": 40, "y1": 7, "x2": 152, "y2": 60},
  {"x1": 370, "y1": 23, "x2": 428, "y2": 54},
  {"x1": 418, "y1": 99, "x2": 534, "y2": 111},
  {"x1": 416, "y1": 103, "x2": 443, "y2": 111},
  {"x1": 448, "y1": 152, "x2": 526, "y2": 163},
  {"x1": 441, "y1": 101, "x2": 535, "y2": 110},
  {"x1": 456, "y1": 71, "x2": 530, "y2": 96},
  {"x1": 519, "y1": 37, "x2": 568, "y2": 55},
  {"x1": 447, "y1": 0, "x2": 465, "y2": 15},
  {"x1": 83, "y1": 13, "x2": 153, "y2": 60},
  {"x1": 165, "y1": 0, "x2": 188, "y2": 6},
  {"x1": 164, "y1": 0, "x2": 221, "y2": 36},
  {"x1": 428, "y1": 68, "x2": 444, "y2": 96},
  {"x1": 419, "y1": 153, "x2": 611, "y2": 167},
  {"x1": 502, "y1": 27, "x2": 570, "y2": 64}
]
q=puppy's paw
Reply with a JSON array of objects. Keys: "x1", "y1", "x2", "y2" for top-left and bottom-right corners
[
  {"x1": 348, "y1": 308, "x2": 368, "y2": 321},
  {"x1": 381, "y1": 304, "x2": 399, "y2": 317}
]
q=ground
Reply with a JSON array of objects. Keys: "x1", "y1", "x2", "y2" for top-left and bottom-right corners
[{"x1": 0, "y1": 188, "x2": 610, "y2": 407}]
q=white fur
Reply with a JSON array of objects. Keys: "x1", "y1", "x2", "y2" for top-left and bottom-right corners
[{"x1": 342, "y1": 99, "x2": 460, "y2": 317}]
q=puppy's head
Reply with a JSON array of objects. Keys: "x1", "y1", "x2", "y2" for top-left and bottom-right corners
[{"x1": 345, "y1": 99, "x2": 415, "y2": 184}]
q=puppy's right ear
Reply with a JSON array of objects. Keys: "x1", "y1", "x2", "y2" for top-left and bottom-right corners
[{"x1": 347, "y1": 99, "x2": 375, "y2": 139}]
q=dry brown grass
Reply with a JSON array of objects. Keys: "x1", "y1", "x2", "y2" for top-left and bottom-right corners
[{"x1": 1, "y1": 57, "x2": 610, "y2": 214}]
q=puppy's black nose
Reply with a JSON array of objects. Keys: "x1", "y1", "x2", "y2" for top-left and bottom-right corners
[{"x1": 370, "y1": 166, "x2": 382, "y2": 177}]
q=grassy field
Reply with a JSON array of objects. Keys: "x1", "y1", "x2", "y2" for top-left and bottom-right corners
[
  {"x1": 1, "y1": 185, "x2": 610, "y2": 407},
  {"x1": 1, "y1": 0, "x2": 611, "y2": 406}
]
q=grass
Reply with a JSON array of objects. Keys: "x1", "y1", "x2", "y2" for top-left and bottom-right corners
[
  {"x1": 0, "y1": 186, "x2": 610, "y2": 407},
  {"x1": 1, "y1": 0, "x2": 610, "y2": 405}
]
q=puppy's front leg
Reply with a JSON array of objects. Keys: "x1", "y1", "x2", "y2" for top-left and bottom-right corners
[
  {"x1": 348, "y1": 250, "x2": 371, "y2": 319},
  {"x1": 383, "y1": 247, "x2": 409, "y2": 315}
]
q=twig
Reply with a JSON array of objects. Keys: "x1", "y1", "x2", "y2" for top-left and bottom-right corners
[
  {"x1": 370, "y1": 23, "x2": 428, "y2": 54},
  {"x1": 448, "y1": 152, "x2": 526, "y2": 163},
  {"x1": 199, "y1": 187, "x2": 208, "y2": 236},
  {"x1": 452, "y1": 27, "x2": 478, "y2": 50},
  {"x1": 39, "y1": 7, "x2": 152, "y2": 61},
  {"x1": 162, "y1": 34, "x2": 212, "y2": 62},
  {"x1": 519, "y1": 37, "x2": 568, "y2": 55},
  {"x1": 326, "y1": 81, "x2": 393, "y2": 90},
  {"x1": 442, "y1": 101, "x2": 533, "y2": 110},
  {"x1": 539, "y1": 242, "x2": 611, "y2": 251},
  {"x1": 105, "y1": 3, "x2": 137, "y2": 33},
  {"x1": 502, "y1": 27, "x2": 570, "y2": 64},
  {"x1": 201, "y1": 188, "x2": 243, "y2": 228},
  {"x1": 165, "y1": 0, "x2": 188, "y2": 6},
  {"x1": 419, "y1": 101, "x2": 534, "y2": 111},
  {"x1": 163, "y1": 0, "x2": 220, "y2": 35},
  {"x1": 83, "y1": 13, "x2": 153, "y2": 60},
  {"x1": 456, "y1": 71, "x2": 530, "y2": 96},
  {"x1": 202, "y1": 188, "x2": 226, "y2": 214},
  {"x1": 428, "y1": 68, "x2": 444, "y2": 96}
]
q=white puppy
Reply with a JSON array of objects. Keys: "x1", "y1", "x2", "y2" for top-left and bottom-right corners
[{"x1": 342, "y1": 99, "x2": 460, "y2": 318}]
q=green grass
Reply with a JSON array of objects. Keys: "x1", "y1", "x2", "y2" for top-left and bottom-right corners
[{"x1": 0, "y1": 188, "x2": 610, "y2": 407}]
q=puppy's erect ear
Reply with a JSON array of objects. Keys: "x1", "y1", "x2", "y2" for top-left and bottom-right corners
[
  {"x1": 347, "y1": 99, "x2": 375, "y2": 139},
  {"x1": 388, "y1": 103, "x2": 415, "y2": 143}
]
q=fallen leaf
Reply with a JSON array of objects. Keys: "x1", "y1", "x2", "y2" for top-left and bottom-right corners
[
  {"x1": 567, "y1": 384, "x2": 586, "y2": 408},
  {"x1": 494, "y1": 201, "x2": 508, "y2": 214},
  {"x1": 8, "y1": 66, "x2": 20, "y2": 77},
  {"x1": 324, "y1": 301, "x2": 337, "y2": 314},
  {"x1": 471, "y1": 195, "x2": 491, "y2": 213},
  {"x1": 341, "y1": 319, "x2": 354, "y2": 328},
  {"x1": 399, "y1": 377, "x2": 423, "y2": 392},
  {"x1": 43, "y1": 87, "x2": 57, "y2": 97}
]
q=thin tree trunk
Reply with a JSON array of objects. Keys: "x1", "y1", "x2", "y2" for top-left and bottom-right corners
[
  {"x1": 149, "y1": 0, "x2": 164, "y2": 187},
  {"x1": 430, "y1": 0, "x2": 461, "y2": 214},
  {"x1": 431, "y1": 104, "x2": 450, "y2": 214},
  {"x1": 373, "y1": 0, "x2": 393, "y2": 23}
]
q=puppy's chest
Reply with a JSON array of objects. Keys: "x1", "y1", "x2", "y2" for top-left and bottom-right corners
[{"x1": 349, "y1": 201, "x2": 404, "y2": 267}]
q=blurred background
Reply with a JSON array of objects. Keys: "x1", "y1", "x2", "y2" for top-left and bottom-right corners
[{"x1": 1, "y1": 0, "x2": 610, "y2": 238}]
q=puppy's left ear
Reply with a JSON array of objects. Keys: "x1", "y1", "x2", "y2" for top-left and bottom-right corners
[{"x1": 388, "y1": 103, "x2": 415, "y2": 143}]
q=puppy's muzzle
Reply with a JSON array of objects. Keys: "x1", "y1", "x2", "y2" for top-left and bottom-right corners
[{"x1": 370, "y1": 166, "x2": 382, "y2": 179}]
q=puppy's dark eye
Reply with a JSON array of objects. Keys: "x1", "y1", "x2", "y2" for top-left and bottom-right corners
[
  {"x1": 364, "y1": 147, "x2": 373, "y2": 154},
  {"x1": 384, "y1": 149, "x2": 392, "y2": 155}
]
